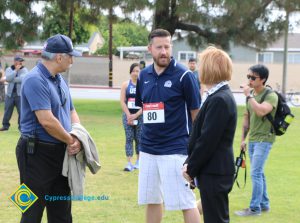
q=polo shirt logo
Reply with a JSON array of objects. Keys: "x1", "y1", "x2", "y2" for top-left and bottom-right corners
[{"x1": 164, "y1": 80, "x2": 172, "y2": 88}]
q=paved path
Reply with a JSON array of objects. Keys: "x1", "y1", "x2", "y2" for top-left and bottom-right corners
[
  {"x1": 70, "y1": 86, "x2": 247, "y2": 105},
  {"x1": 70, "y1": 86, "x2": 120, "y2": 100}
]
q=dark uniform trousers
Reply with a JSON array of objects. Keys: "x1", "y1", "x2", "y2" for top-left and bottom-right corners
[
  {"x1": 198, "y1": 174, "x2": 234, "y2": 223},
  {"x1": 16, "y1": 137, "x2": 72, "y2": 223}
]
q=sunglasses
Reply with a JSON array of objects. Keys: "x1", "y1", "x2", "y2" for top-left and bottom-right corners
[
  {"x1": 58, "y1": 85, "x2": 67, "y2": 106},
  {"x1": 56, "y1": 77, "x2": 67, "y2": 106},
  {"x1": 247, "y1": 74, "x2": 260, "y2": 81}
]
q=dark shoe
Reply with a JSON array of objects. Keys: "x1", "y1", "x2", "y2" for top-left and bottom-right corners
[
  {"x1": 0, "y1": 127, "x2": 8, "y2": 131},
  {"x1": 261, "y1": 207, "x2": 270, "y2": 212},
  {"x1": 123, "y1": 163, "x2": 134, "y2": 172},
  {"x1": 235, "y1": 208, "x2": 261, "y2": 216}
]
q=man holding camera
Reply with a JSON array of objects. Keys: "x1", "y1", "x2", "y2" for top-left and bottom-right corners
[
  {"x1": 0, "y1": 56, "x2": 28, "y2": 131},
  {"x1": 235, "y1": 64, "x2": 278, "y2": 217}
]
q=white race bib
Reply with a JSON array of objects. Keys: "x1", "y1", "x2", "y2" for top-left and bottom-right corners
[
  {"x1": 143, "y1": 102, "x2": 165, "y2": 124},
  {"x1": 127, "y1": 98, "x2": 140, "y2": 109}
]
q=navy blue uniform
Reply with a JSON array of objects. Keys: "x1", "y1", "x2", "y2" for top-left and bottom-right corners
[
  {"x1": 136, "y1": 58, "x2": 200, "y2": 155},
  {"x1": 126, "y1": 80, "x2": 140, "y2": 114},
  {"x1": 17, "y1": 63, "x2": 73, "y2": 223},
  {"x1": 123, "y1": 80, "x2": 142, "y2": 158},
  {"x1": 21, "y1": 63, "x2": 73, "y2": 142}
]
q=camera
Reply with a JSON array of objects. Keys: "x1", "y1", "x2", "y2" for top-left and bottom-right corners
[{"x1": 235, "y1": 150, "x2": 246, "y2": 168}]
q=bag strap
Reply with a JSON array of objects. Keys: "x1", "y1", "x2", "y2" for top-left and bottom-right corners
[
  {"x1": 234, "y1": 150, "x2": 247, "y2": 189},
  {"x1": 260, "y1": 88, "x2": 276, "y2": 132},
  {"x1": 259, "y1": 88, "x2": 272, "y2": 103}
]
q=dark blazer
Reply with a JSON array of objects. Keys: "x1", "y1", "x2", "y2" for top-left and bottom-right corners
[{"x1": 186, "y1": 85, "x2": 237, "y2": 178}]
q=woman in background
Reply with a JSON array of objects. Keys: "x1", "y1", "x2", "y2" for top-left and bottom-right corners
[
  {"x1": 120, "y1": 63, "x2": 143, "y2": 171},
  {"x1": 0, "y1": 60, "x2": 5, "y2": 102},
  {"x1": 183, "y1": 47, "x2": 237, "y2": 223}
]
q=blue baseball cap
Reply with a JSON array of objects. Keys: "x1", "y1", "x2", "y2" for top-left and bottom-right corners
[
  {"x1": 43, "y1": 34, "x2": 82, "y2": 57},
  {"x1": 14, "y1": 56, "x2": 24, "y2": 62}
]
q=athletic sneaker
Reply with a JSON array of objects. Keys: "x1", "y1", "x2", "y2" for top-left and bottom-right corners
[
  {"x1": 123, "y1": 163, "x2": 134, "y2": 172},
  {"x1": 234, "y1": 208, "x2": 261, "y2": 216},
  {"x1": 133, "y1": 160, "x2": 139, "y2": 169}
]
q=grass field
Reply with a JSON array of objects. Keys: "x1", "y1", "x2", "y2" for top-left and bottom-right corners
[{"x1": 0, "y1": 100, "x2": 299, "y2": 223}]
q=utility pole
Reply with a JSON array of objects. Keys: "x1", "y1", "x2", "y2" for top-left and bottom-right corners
[
  {"x1": 282, "y1": 10, "x2": 289, "y2": 96},
  {"x1": 68, "y1": 0, "x2": 74, "y2": 39},
  {"x1": 108, "y1": 7, "x2": 113, "y2": 87},
  {"x1": 67, "y1": 0, "x2": 75, "y2": 86}
]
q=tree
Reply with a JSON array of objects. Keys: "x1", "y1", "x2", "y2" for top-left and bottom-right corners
[
  {"x1": 0, "y1": 0, "x2": 40, "y2": 49},
  {"x1": 274, "y1": 0, "x2": 300, "y2": 95},
  {"x1": 41, "y1": 2, "x2": 90, "y2": 44},
  {"x1": 151, "y1": 0, "x2": 300, "y2": 50},
  {"x1": 95, "y1": 17, "x2": 149, "y2": 55},
  {"x1": 0, "y1": 0, "x2": 40, "y2": 100}
]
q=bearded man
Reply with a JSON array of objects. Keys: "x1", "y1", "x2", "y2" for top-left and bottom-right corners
[{"x1": 135, "y1": 29, "x2": 201, "y2": 223}]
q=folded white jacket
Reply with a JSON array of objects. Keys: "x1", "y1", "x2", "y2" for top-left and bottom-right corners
[{"x1": 62, "y1": 123, "x2": 101, "y2": 196}]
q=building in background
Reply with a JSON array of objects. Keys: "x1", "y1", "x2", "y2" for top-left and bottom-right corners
[
  {"x1": 19, "y1": 32, "x2": 104, "y2": 56},
  {"x1": 172, "y1": 32, "x2": 300, "y2": 64}
]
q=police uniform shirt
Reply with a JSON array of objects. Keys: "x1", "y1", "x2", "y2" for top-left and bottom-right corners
[{"x1": 20, "y1": 63, "x2": 74, "y2": 143}]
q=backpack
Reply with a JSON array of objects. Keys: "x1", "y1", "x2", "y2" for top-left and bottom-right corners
[{"x1": 260, "y1": 88, "x2": 295, "y2": 136}]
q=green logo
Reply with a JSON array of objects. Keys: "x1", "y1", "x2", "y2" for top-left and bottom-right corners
[{"x1": 9, "y1": 183, "x2": 38, "y2": 213}]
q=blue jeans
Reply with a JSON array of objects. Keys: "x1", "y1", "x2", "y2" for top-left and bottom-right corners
[
  {"x1": 2, "y1": 93, "x2": 20, "y2": 129},
  {"x1": 248, "y1": 142, "x2": 272, "y2": 212}
]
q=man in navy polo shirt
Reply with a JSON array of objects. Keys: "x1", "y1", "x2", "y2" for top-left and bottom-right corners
[
  {"x1": 16, "y1": 34, "x2": 82, "y2": 223},
  {"x1": 136, "y1": 29, "x2": 201, "y2": 223}
]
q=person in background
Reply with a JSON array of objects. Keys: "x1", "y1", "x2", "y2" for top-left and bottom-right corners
[
  {"x1": 188, "y1": 58, "x2": 200, "y2": 90},
  {"x1": 139, "y1": 60, "x2": 146, "y2": 70},
  {"x1": 183, "y1": 46, "x2": 237, "y2": 223},
  {"x1": 235, "y1": 64, "x2": 278, "y2": 217},
  {"x1": 188, "y1": 57, "x2": 204, "y2": 99},
  {"x1": 136, "y1": 28, "x2": 201, "y2": 223},
  {"x1": 0, "y1": 60, "x2": 5, "y2": 102},
  {"x1": 0, "y1": 56, "x2": 28, "y2": 131},
  {"x1": 0, "y1": 60, "x2": 3, "y2": 77},
  {"x1": 16, "y1": 34, "x2": 82, "y2": 222},
  {"x1": 120, "y1": 63, "x2": 143, "y2": 171}
]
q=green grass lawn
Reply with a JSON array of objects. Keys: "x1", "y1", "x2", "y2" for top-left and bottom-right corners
[{"x1": 0, "y1": 100, "x2": 299, "y2": 223}]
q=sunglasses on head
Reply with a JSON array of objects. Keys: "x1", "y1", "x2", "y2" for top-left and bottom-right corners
[{"x1": 247, "y1": 74, "x2": 260, "y2": 81}]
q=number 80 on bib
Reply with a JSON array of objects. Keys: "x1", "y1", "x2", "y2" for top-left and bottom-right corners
[{"x1": 143, "y1": 102, "x2": 165, "y2": 124}]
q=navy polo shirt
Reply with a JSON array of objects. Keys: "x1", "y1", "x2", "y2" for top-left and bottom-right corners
[
  {"x1": 20, "y1": 63, "x2": 74, "y2": 143},
  {"x1": 136, "y1": 58, "x2": 200, "y2": 155}
]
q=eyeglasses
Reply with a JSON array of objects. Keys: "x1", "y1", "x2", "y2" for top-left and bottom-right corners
[
  {"x1": 57, "y1": 79, "x2": 67, "y2": 106},
  {"x1": 247, "y1": 74, "x2": 260, "y2": 81}
]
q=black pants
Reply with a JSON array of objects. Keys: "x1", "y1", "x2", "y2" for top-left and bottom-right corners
[
  {"x1": 198, "y1": 174, "x2": 234, "y2": 223},
  {"x1": 16, "y1": 137, "x2": 72, "y2": 223}
]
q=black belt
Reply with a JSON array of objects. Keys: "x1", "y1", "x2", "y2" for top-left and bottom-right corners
[
  {"x1": 21, "y1": 136, "x2": 66, "y2": 149},
  {"x1": 36, "y1": 140, "x2": 66, "y2": 149}
]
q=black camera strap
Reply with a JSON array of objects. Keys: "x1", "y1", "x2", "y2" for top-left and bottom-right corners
[{"x1": 234, "y1": 150, "x2": 247, "y2": 189}]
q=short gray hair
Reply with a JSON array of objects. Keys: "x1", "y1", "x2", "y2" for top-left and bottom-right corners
[{"x1": 41, "y1": 51, "x2": 57, "y2": 60}]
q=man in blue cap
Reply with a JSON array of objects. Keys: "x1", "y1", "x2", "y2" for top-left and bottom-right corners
[
  {"x1": 16, "y1": 34, "x2": 82, "y2": 222},
  {"x1": 0, "y1": 55, "x2": 28, "y2": 131}
]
